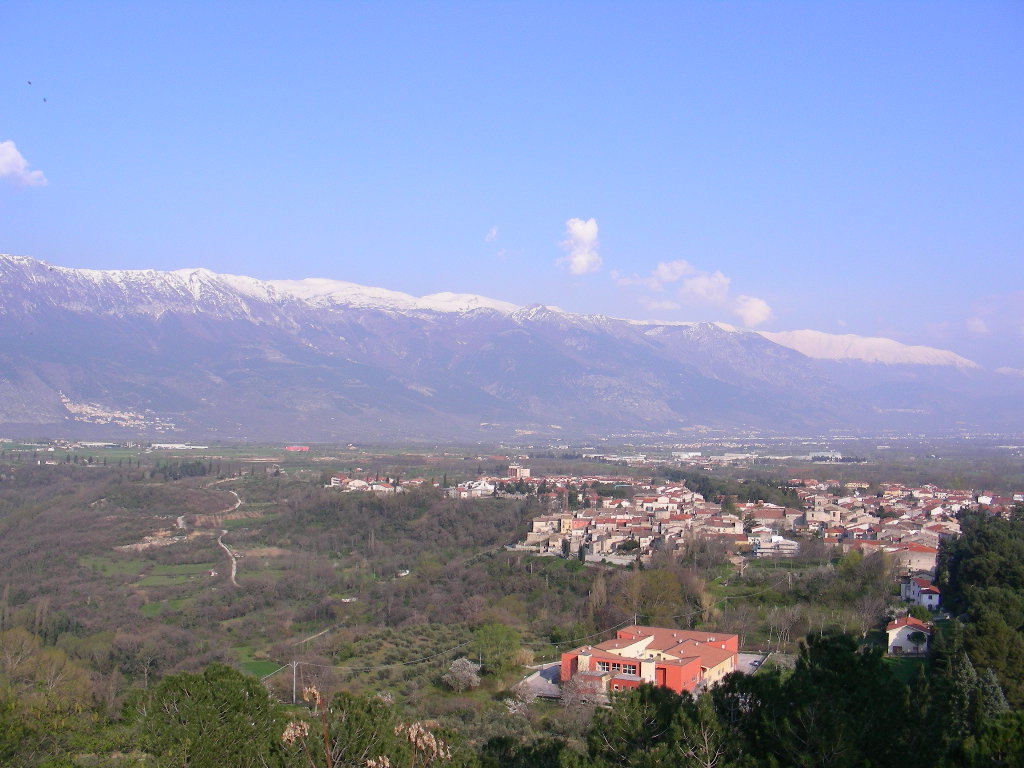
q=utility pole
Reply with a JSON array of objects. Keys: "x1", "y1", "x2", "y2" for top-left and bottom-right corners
[{"x1": 292, "y1": 660, "x2": 298, "y2": 705}]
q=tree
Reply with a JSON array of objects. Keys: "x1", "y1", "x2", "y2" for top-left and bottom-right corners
[
  {"x1": 441, "y1": 658, "x2": 481, "y2": 692},
  {"x1": 970, "y1": 711, "x2": 1024, "y2": 768},
  {"x1": 471, "y1": 623, "x2": 521, "y2": 676},
  {"x1": 586, "y1": 684, "x2": 734, "y2": 768},
  {"x1": 503, "y1": 680, "x2": 537, "y2": 717},
  {"x1": 588, "y1": 683, "x2": 688, "y2": 763},
  {"x1": 908, "y1": 630, "x2": 928, "y2": 654},
  {"x1": 0, "y1": 691, "x2": 32, "y2": 765},
  {"x1": 137, "y1": 663, "x2": 288, "y2": 768},
  {"x1": 908, "y1": 604, "x2": 931, "y2": 621},
  {"x1": 717, "y1": 631, "x2": 923, "y2": 768},
  {"x1": 282, "y1": 688, "x2": 458, "y2": 768},
  {"x1": 675, "y1": 693, "x2": 731, "y2": 768},
  {"x1": 978, "y1": 667, "x2": 1010, "y2": 719}
]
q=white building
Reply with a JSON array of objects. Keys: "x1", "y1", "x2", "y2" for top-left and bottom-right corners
[
  {"x1": 886, "y1": 616, "x2": 931, "y2": 655},
  {"x1": 900, "y1": 577, "x2": 940, "y2": 611}
]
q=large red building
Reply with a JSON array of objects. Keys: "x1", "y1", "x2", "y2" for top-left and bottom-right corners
[{"x1": 560, "y1": 625, "x2": 738, "y2": 695}]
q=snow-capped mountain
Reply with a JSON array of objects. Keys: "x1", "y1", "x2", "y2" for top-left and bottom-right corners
[
  {"x1": 0, "y1": 254, "x2": 1018, "y2": 440},
  {"x1": 758, "y1": 330, "x2": 977, "y2": 369}
]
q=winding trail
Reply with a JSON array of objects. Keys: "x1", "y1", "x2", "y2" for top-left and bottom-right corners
[
  {"x1": 216, "y1": 490, "x2": 243, "y2": 587},
  {"x1": 217, "y1": 529, "x2": 239, "y2": 586},
  {"x1": 290, "y1": 623, "x2": 343, "y2": 646}
]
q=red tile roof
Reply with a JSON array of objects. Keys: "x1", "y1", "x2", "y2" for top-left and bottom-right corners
[{"x1": 886, "y1": 616, "x2": 931, "y2": 633}]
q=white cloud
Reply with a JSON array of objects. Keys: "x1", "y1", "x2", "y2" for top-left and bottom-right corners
[
  {"x1": 614, "y1": 259, "x2": 695, "y2": 290},
  {"x1": 485, "y1": 226, "x2": 498, "y2": 243},
  {"x1": 0, "y1": 140, "x2": 47, "y2": 186},
  {"x1": 558, "y1": 217, "x2": 601, "y2": 275},
  {"x1": 996, "y1": 367, "x2": 1024, "y2": 378},
  {"x1": 652, "y1": 259, "x2": 695, "y2": 284},
  {"x1": 734, "y1": 295, "x2": 773, "y2": 327},
  {"x1": 614, "y1": 257, "x2": 773, "y2": 327},
  {"x1": 966, "y1": 317, "x2": 989, "y2": 334},
  {"x1": 681, "y1": 271, "x2": 731, "y2": 304}
]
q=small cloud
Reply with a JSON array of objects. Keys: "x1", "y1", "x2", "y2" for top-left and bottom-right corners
[
  {"x1": 558, "y1": 217, "x2": 601, "y2": 275},
  {"x1": 0, "y1": 140, "x2": 47, "y2": 186},
  {"x1": 485, "y1": 226, "x2": 498, "y2": 243},
  {"x1": 734, "y1": 295, "x2": 773, "y2": 327},
  {"x1": 995, "y1": 367, "x2": 1024, "y2": 378},
  {"x1": 681, "y1": 271, "x2": 731, "y2": 304},
  {"x1": 616, "y1": 259, "x2": 696, "y2": 290},
  {"x1": 966, "y1": 317, "x2": 989, "y2": 335},
  {"x1": 653, "y1": 260, "x2": 695, "y2": 284},
  {"x1": 613, "y1": 256, "x2": 772, "y2": 326}
]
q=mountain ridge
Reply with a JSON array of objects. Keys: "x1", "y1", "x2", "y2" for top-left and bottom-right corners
[
  {"x1": 0, "y1": 254, "x2": 977, "y2": 368},
  {"x1": 0, "y1": 254, "x2": 1019, "y2": 441}
]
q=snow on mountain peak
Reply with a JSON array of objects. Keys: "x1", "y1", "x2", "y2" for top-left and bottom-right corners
[
  {"x1": 265, "y1": 278, "x2": 518, "y2": 314},
  {"x1": 0, "y1": 255, "x2": 982, "y2": 369},
  {"x1": 759, "y1": 329, "x2": 978, "y2": 368},
  {"x1": 418, "y1": 291, "x2": 519, "y2": 314}
]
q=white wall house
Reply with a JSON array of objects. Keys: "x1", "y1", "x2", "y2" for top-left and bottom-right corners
[
  {"x1": 900, "y1": 577, "x2": 940, "y2": 611},
  {"x1": 886, "y1": 616, "x2": 931, "y2": 655}
]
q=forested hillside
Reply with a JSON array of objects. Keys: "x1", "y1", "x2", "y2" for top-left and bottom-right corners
[{"x1": 939, "y1": 507, "x2": 1024, "y2": 705}]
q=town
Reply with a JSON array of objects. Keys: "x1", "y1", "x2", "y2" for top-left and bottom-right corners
[
  {"x1": 327, "y1": 460, "x2": 1019, "y2": 577},
  {"x1": 326, "y1": 458, "x2": 1024, "y2": 697}
]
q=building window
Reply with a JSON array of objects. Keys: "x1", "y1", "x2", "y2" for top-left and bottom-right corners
[
  {"x1": 611, "y1": 663, "x2": 621, "y2": 672},
  {"x1": 596, "y1": 661, "x2": 609, "y2": 672},
  {"x1": 624, "y1": 664, "x2": 637, "y2": 675}
]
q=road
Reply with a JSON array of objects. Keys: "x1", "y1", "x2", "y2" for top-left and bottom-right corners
[
  {"x1": 217, "y1": 529, "x2": 239, "y2": 587},
  {"x1": 216, "y1": 491, "x2": 243, "y2": 587}
]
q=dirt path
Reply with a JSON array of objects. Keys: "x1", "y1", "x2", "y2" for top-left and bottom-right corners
[
  {"x1": 216, "y1": 491, "x2": 242, "y2": 586},
  {"x1": 217, "y1": 529, "x2": 239, "y2": 587},
  {"x1": 289, "y1": 623, "x2": 343, "y2": 646}
]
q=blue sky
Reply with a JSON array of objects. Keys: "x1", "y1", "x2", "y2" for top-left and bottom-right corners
[{"x1": 2, "y1": 2, "x2": 1022, "y2": 367}]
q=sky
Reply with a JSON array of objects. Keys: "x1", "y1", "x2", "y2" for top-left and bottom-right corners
[{"x1": 2, "y1": 2, "x2": 1023, "y2": 368}]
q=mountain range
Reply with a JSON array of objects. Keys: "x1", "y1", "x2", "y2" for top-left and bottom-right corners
[{"x1": 0, "y1": 254, "x2": 1020, "y2": 442}]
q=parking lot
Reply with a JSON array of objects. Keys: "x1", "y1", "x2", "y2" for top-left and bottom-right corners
[{"x1": 737, "y1": 652, "x2": 770, "y2": 674}]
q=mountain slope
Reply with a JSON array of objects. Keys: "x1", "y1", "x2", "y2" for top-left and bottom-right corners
[{"x1": 0, "y1": 254, "x2": 1018, "y2": 440}]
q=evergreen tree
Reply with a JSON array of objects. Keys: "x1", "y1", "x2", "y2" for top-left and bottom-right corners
[{"x1": 136, "y1": 664, "x2": 288, "y2": 768}]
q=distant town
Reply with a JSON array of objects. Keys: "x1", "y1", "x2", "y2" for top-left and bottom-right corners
[{"x1": 325, "y1": 459, "x2": 1021, "y2": 575}]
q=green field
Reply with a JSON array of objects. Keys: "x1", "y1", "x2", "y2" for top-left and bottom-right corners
[
  {"x1": 79, "y1": 555, "x2": 149, "y2": 577},
  {"x1": 134, "y1": 562, "x2": 216, "y2": 587},
  {"x1": 235, "y1": 645, "x2": 284, "y2": 678}
]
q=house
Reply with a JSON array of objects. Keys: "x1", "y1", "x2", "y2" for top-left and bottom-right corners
[
  {"x1": 560, "y1": 625, "x2": 738, "y2": 695},
  {"x1": 900, "y1": 577, "x2": 940, "y2": 611},
  {"x1": 752, "y1": 535, "x2": 800, "y2": 558},
  {"x1": 890, "y1": 542, "x2": 939, "y2": 575},
  {"x1": 886, "y1": 616, "x2": 931, "y2": 655}
]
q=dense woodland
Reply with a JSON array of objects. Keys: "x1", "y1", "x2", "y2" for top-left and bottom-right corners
[{"x1": 0, "y1": 457, "x2": 1023, "y2": 765}]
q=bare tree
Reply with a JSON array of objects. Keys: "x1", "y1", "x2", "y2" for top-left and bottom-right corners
[
  {"x1": 719, "y1": 603, "x2": 759, "y2": 649},
  {"x1": 766, "y1": 605, "x2": 804, "y2": 651},
  {"x1": 853, "y1": 593, "x2": 889, "y2": 637},
  {"x1": 561, "y1": 673, "x2": 599, "y2": 718}
]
